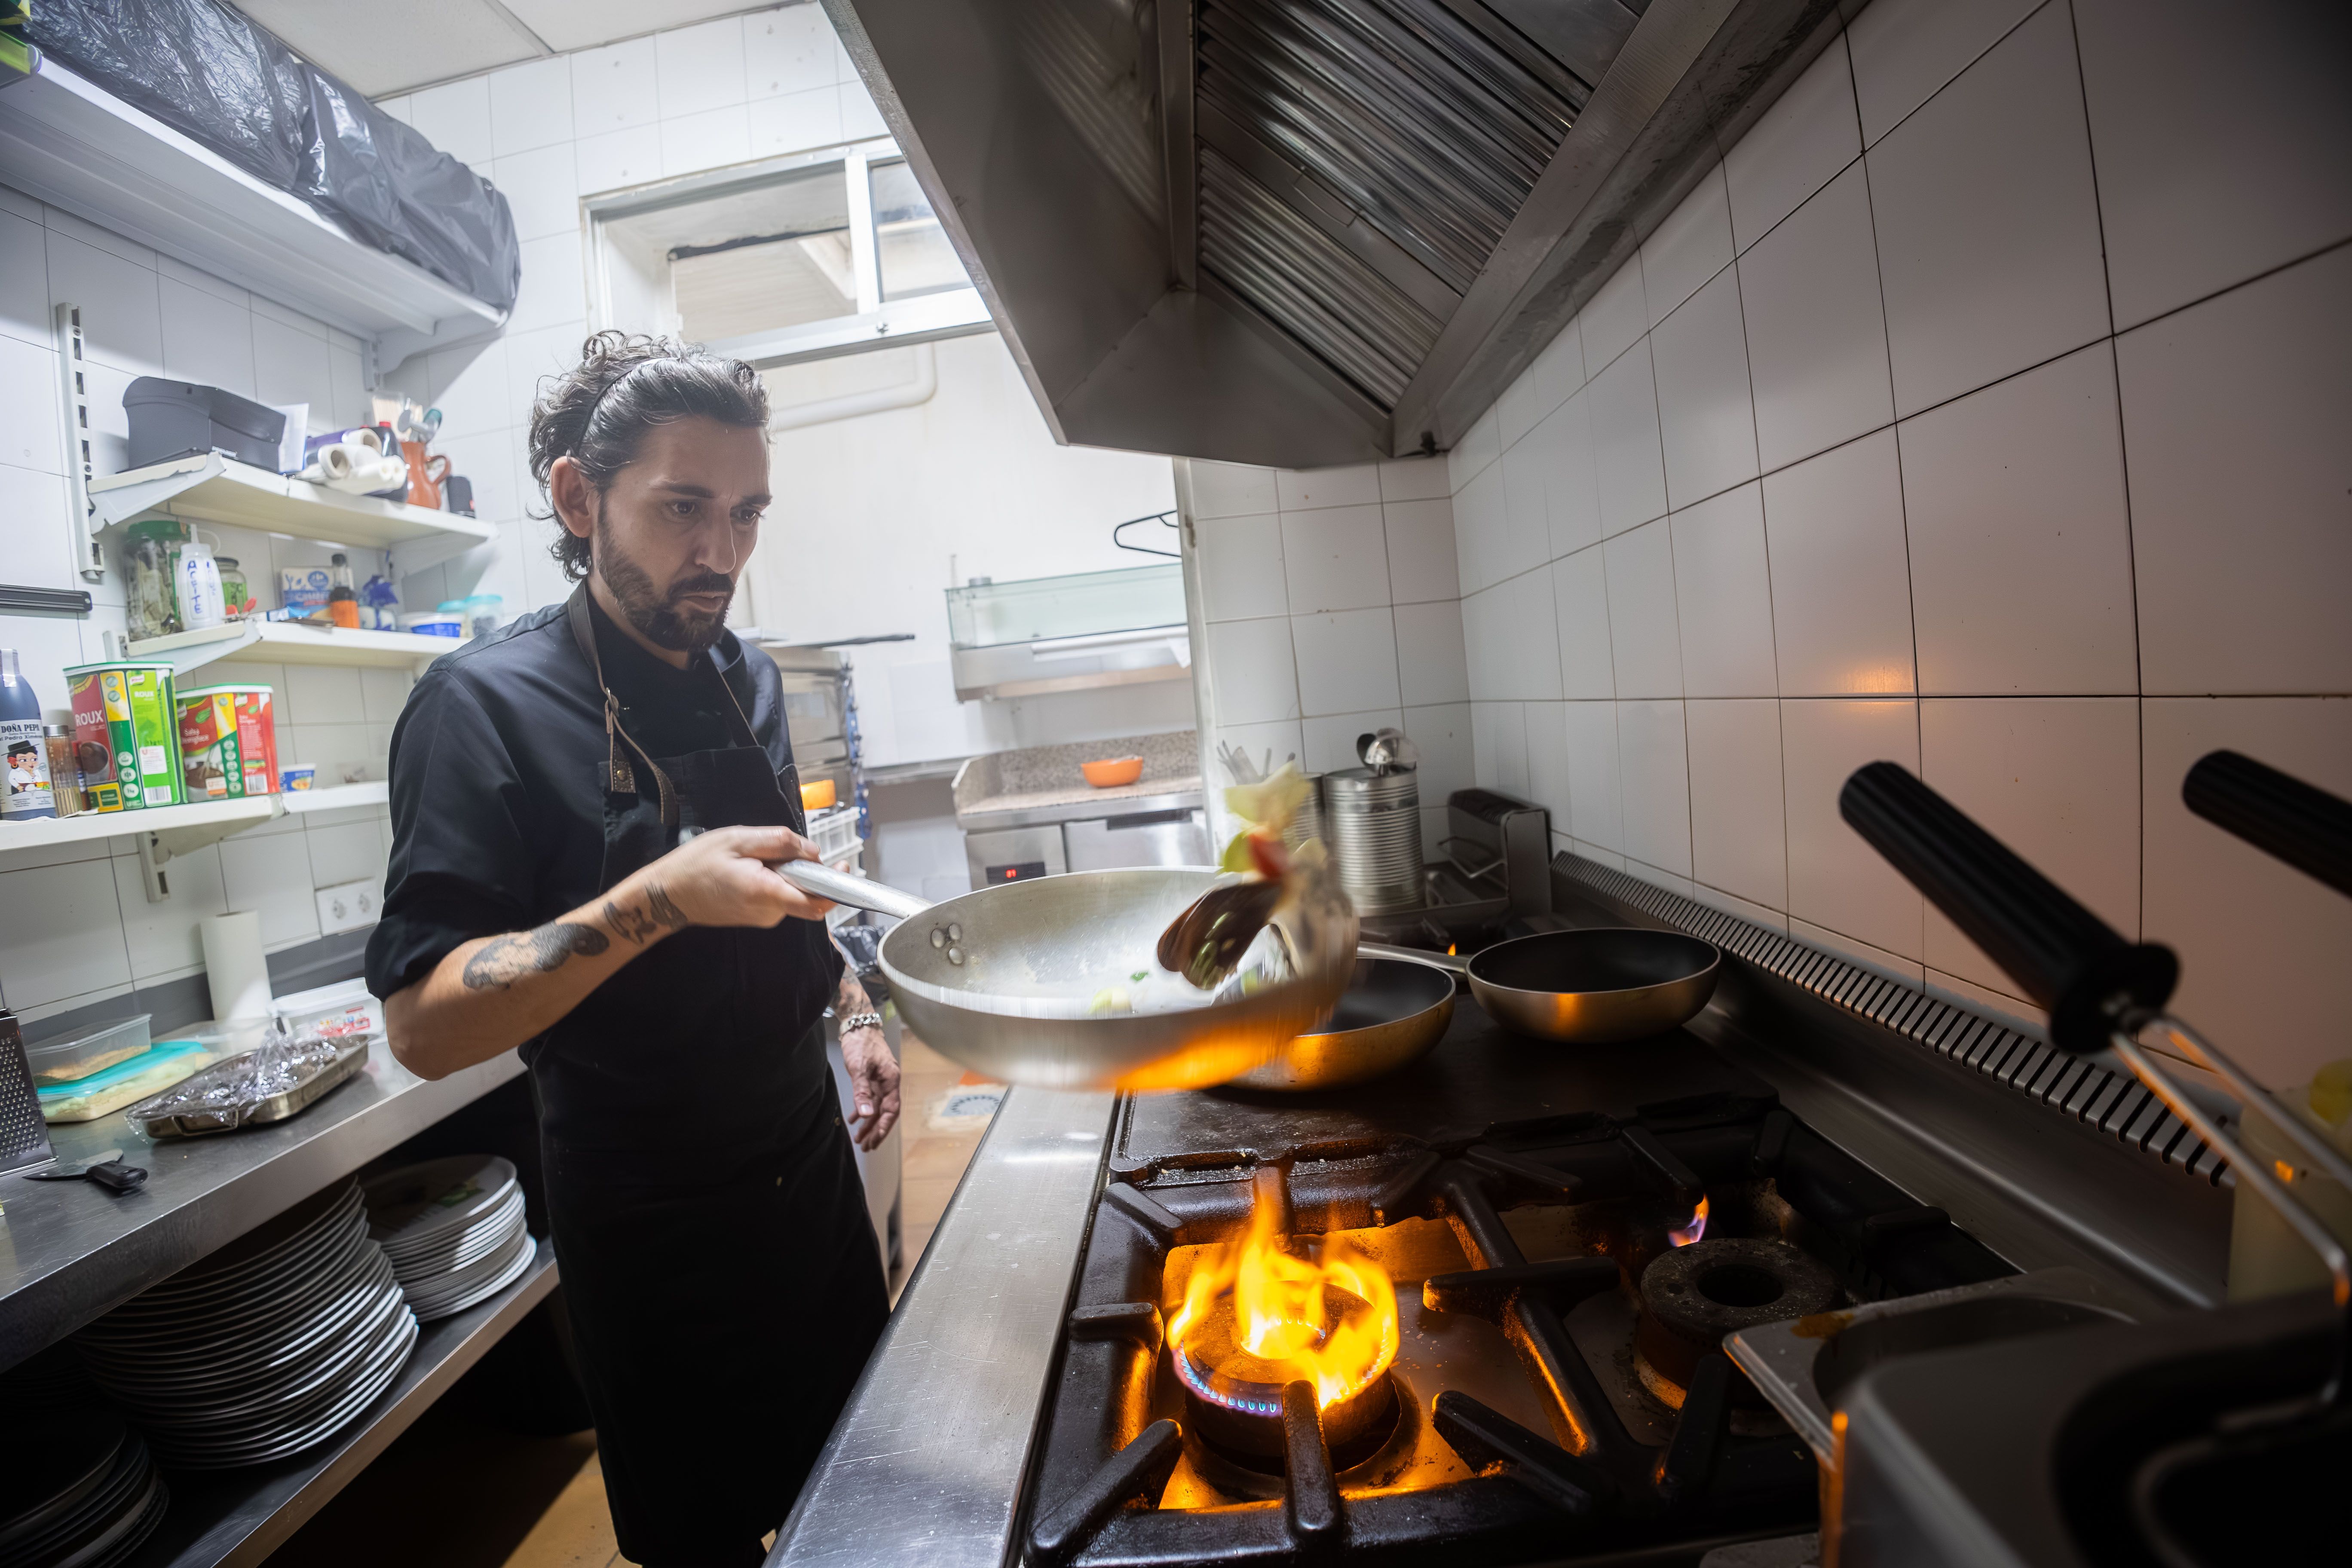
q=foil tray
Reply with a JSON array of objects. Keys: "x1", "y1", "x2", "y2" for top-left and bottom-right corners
[{"x1": 124, "y1": 1037, "x2": 371, "y2": 1139}]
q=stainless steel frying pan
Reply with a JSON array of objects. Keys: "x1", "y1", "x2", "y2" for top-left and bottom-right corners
[
  {"x1": 1225, "y1": 952, "x2": 1458, "y2": 1091},
  {"x1": 1362, "y1": 927, "x2": 1721, "y2": 1043},
  {"x1": 776, "y1": 862, "x2": 1355, "y2": 1091}
]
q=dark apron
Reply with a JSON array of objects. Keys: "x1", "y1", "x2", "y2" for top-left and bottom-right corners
[{"x1": 539, "y1": 589, "x2": 888, "y2": 1568}]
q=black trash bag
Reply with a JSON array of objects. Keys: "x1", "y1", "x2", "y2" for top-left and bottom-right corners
[{"x1": 26, "y1": 0, "x2": 519, "y2": 312}]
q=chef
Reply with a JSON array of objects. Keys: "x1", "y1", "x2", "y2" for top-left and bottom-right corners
[{"x1": 366, "y1": 332, "x2": 895, "y2": 1568}]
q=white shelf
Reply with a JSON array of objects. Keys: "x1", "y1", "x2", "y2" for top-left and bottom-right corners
[
  {"x1": 0, "y1": 50, "x2": 503, "y2": 376},
  {"x1": 283, "y1": 781, "x2": 389, "y2": 814},
  {"x1": 90, "y1": 454, "x2": 497, "y2": 557},
  {"x1": 0, "y1": 795, "x2": 281, "y2": 860},
  {"x1": 129, "y1": 619, "x2": 460, "y2": 678}
]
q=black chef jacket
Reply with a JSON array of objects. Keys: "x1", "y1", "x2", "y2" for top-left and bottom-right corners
[{"x1": 363, "y1": 594, "x2": 843, "y2": 1146}]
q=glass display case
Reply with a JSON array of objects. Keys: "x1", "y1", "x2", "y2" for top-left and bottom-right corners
[
  {"x1": 944, "y1": 564, "x2": 1190, "y2": 701},
  {"x1": 945, "y1": 563, "x2": 1185, "y2": 649}
]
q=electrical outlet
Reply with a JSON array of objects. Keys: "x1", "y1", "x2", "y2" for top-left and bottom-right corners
[{"x1": 315, "y1": 878, "x2": 381, "y2": 935}]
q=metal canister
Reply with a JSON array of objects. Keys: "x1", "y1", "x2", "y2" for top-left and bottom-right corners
[
  {"x1": 1282, "y1": 773, "x2": 1326, "y2": 852},
  {"x1": 44, "y1": 725, "x2": 83, "y2": 817},
  {"x1": 1323, "y1": 766, "x2": 1423, "y2": 914}
]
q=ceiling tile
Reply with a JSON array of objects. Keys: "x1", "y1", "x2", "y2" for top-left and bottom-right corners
[
  {"x1": 500, "y1": 0, "x2": 776, "y2": 55},
  {"x1": 236, "y1": 0, "x2": 543, "y2": 98}
]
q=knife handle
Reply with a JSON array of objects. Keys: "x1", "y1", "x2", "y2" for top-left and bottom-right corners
[{"x1": 86, "y1": 1161, "x2": 148, "y2": 1192}]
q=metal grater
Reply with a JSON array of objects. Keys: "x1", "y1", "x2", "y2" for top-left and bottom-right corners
[{"x1": 0, "y1": 1008, "x2": 58, "y2": 1178}]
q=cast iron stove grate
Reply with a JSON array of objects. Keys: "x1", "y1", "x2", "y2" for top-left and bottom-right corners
[{"x1": 1020, "y1": 1093, "x2": 2010, "y2": 1566}]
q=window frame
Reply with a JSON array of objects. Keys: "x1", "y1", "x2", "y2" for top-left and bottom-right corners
[{"x1": 582, "y1": 138, "x2": 992, "y2": 368}]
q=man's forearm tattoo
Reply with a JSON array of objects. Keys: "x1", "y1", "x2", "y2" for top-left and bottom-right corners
[
  {"x1": 600, "y1": 880, "x2": 693, "y2": 946},
  {"x1": 835, "y1": 965, "x2": 872, "y2": 1017},
  {"x1": 462, "y1": 922, "x2": 609, "y2": 990}
]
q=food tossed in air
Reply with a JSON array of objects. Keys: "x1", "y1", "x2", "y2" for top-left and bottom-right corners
[{"x1": 1157, "y1": 764, "x2": 1354, "y2": 992}]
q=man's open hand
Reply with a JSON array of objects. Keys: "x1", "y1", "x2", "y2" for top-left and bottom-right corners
[{"x1": 841, "y1": 1022, "x2": 900, "y2": 1152}]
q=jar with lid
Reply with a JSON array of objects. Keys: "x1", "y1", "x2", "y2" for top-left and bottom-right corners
[
  {"x1": 216, "y1": 556, "x2": 251, "y2": 619},
  {"x1": 121, "y1": 518, "x2": 191, "y2": 640}
]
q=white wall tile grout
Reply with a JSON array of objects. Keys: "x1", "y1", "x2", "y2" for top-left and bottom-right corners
[{"x1": 1450, "y1": 0, "x2": 2352, "y2": 1085}]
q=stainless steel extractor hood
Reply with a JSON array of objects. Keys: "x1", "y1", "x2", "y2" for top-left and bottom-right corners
[{"x1": 824, "y1": 0, "x2": 1841, "y2": 468}]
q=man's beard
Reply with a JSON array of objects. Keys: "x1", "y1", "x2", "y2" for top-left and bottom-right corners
[{"x1": 596, "y1": 516, "x2": 734, "y2": 652}]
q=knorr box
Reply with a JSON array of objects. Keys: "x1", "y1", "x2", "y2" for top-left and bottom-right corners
[
  {"x1": 177, "y1": 685, "x2": 278, "y2": 799},
  {"x1": 66, "y1": 662, "x2": 183, "y2": 812}
]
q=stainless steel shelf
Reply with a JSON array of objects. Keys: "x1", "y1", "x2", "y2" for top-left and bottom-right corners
[
  {"x1": 0, "y1": 1042, "x2": 527, "y2": 1370},
  {"x1": 122, "y1": 1242, "x2": 560, "y2": 1568}
]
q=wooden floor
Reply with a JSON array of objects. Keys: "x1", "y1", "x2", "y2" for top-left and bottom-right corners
[{"x1": 267, "y1": 1032, "x2": 996, "y2": 1568}]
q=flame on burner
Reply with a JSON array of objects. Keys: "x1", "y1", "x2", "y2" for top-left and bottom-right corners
[
  {"x1": 1669, "y1": 1194, "x2": 1709, "y2": 1247},
  {"x1": 1169, "y1": 1188, "x2": 1399, "y2": 1409}
]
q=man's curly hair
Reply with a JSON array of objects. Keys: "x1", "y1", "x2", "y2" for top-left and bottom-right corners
[{"x1": 526, "y1": 331, "x2": 769, "y2": 582}]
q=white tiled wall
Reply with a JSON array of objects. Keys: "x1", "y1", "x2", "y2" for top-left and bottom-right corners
[
  {"x1": 369, "y1": 3, "x2": 893, "y2": 626},
  {"x1": 0, "y1": 187, "x2": 409, "y2": 1025},
  {"x1": 1452, "y1": 0, "x2": 2352, "y2": 1086},
  {"x1": 1182, "y1": 456, "x2": 1470, "y2": 855},
  {"x1": 0, "y1": 3, "x2": 896, "y2": 1026}
]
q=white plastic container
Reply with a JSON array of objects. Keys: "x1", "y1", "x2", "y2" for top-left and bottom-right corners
[{"x1": 272, "y1": 976, "x2": 383, "y2": 1043}]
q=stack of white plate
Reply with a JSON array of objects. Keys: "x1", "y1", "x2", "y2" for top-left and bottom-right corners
[
  {"x1": 77, "y1": 1182, "x2": 417, "y2": 1469},
  {"x1": 362, "y1": 1154, "x2": 534, "y2": 1322},
  {"x1": 0, "y1": 1408, "x2": 167, "y2": 1568}
]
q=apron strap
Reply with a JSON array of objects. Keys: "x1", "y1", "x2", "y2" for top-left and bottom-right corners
[{"x1": 566, "y1": 585, "x2": 680, "y2": 831}]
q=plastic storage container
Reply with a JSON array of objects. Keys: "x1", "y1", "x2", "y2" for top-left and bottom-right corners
[
  {"x1": 27, "y1": 1014, "x2": 153, "y2": 1085},
  {"x1": 124, "y1": 377, "x2": 287, "y2": 470},
  {"x1": 37, "y1": 1038, "x2": 211, "y2": 1123},
  {"x1": 273, "y1": 977, "x2": 383, "y2": 1043}
]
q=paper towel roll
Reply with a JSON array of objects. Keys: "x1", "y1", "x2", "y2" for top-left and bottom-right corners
[{"x1": 202, "y1": 911, "x2": 273, "y2": 1022}]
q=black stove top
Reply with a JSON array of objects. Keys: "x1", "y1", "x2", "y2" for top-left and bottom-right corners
[{"x1": 1017, "y1": 992, "x2": 2014, "y2": 1567}]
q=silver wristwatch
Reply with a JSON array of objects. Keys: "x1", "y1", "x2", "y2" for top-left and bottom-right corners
[{"x1": 839, "y1": 1011, "x2": 884, "y2": 1035}]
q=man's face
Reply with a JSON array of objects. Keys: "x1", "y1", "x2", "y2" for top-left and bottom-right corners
[{"x1": 583, "y1": 416, "x2": 770, "y2": 652}]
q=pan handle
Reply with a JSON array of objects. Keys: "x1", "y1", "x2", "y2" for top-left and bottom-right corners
[
  {"x1": 1359, "y1": 940, "x2": 1468, "y2": 974},
  {"x1": 1838, "y1": 763, "x2": 2176, "y2": 1053},
  {"x1": 2184, "y1": 749, "x2": 2352, "y2": 901},
  {"x1": 774, "y1": 858, "x2": 933, "y2": 922}
]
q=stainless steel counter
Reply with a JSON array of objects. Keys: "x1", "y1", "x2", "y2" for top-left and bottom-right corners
[
  {"x1": 770, "y1": 1083, "x2": 1116, "y2": 1568},
  {"x1": 0, "y1": 1041, "x2": 525, "y2": 1369},
  {"x1": 954, "y1": 784, "x2": 1203, "y2": 833}
]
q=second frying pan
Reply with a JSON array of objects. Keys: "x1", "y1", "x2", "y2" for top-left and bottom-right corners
[
  {"x1": 1227, "y1": 953, "x2": 1458, "y2": 1091},
  {"x1": 1363, "y1": 927, "x2": 1722, "y2": 1043}
]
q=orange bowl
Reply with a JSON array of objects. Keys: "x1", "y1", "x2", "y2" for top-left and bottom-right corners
[
  {"x1": 800, "y1": 778, "x2": 837, "y2": 812},
  {"x1": 1081, "y1": 756, "x2": 1145, "y2": 788}
]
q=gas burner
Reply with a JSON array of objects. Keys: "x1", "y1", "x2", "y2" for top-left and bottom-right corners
[
  {"x1": 1173, "y1": 1287, "x2": 1398, "y2": 1462},
  {"x1": 1024, "y1": 1090, "x2": 2011, "y2": 1566},
  {"x1": 1178, "y1": 1370, "x2": 1417, "y2": 1499},
  {"x1": 1636, "y1": 1240, "x2": 1839, "y2": 1406}
]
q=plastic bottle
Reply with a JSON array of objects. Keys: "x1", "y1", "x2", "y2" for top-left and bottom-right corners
[
  {"x1": 1, "y1": 648, "x2": 57, "y2": 820},
  {"x1": 178, "y1": 539, "x2": 227, "y2": 631},
  {"x1": 327, "y1": 553, "x2": 360, "y2": 629}
]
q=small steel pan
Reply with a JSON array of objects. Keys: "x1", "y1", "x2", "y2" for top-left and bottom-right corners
[
  {"x1": 1227, "y1": 953, "x2": 1458, "y2": 1091},
  {"x1": 1362, "y1": 927, "x2": 1721, "y2": 1043}
]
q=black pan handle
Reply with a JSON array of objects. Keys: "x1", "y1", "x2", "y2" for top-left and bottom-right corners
[
  {"x1": 1838, "y1": 763, "x2": 2177, "y2": 1052},
  {"x1": 2183, "y1": 750, "x2": 2352, "y2": 902}
]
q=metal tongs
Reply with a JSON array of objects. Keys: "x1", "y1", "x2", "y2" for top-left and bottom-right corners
[{"x1": 1841, "y1": 750, "x2": 2352, "y2": 1405}]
